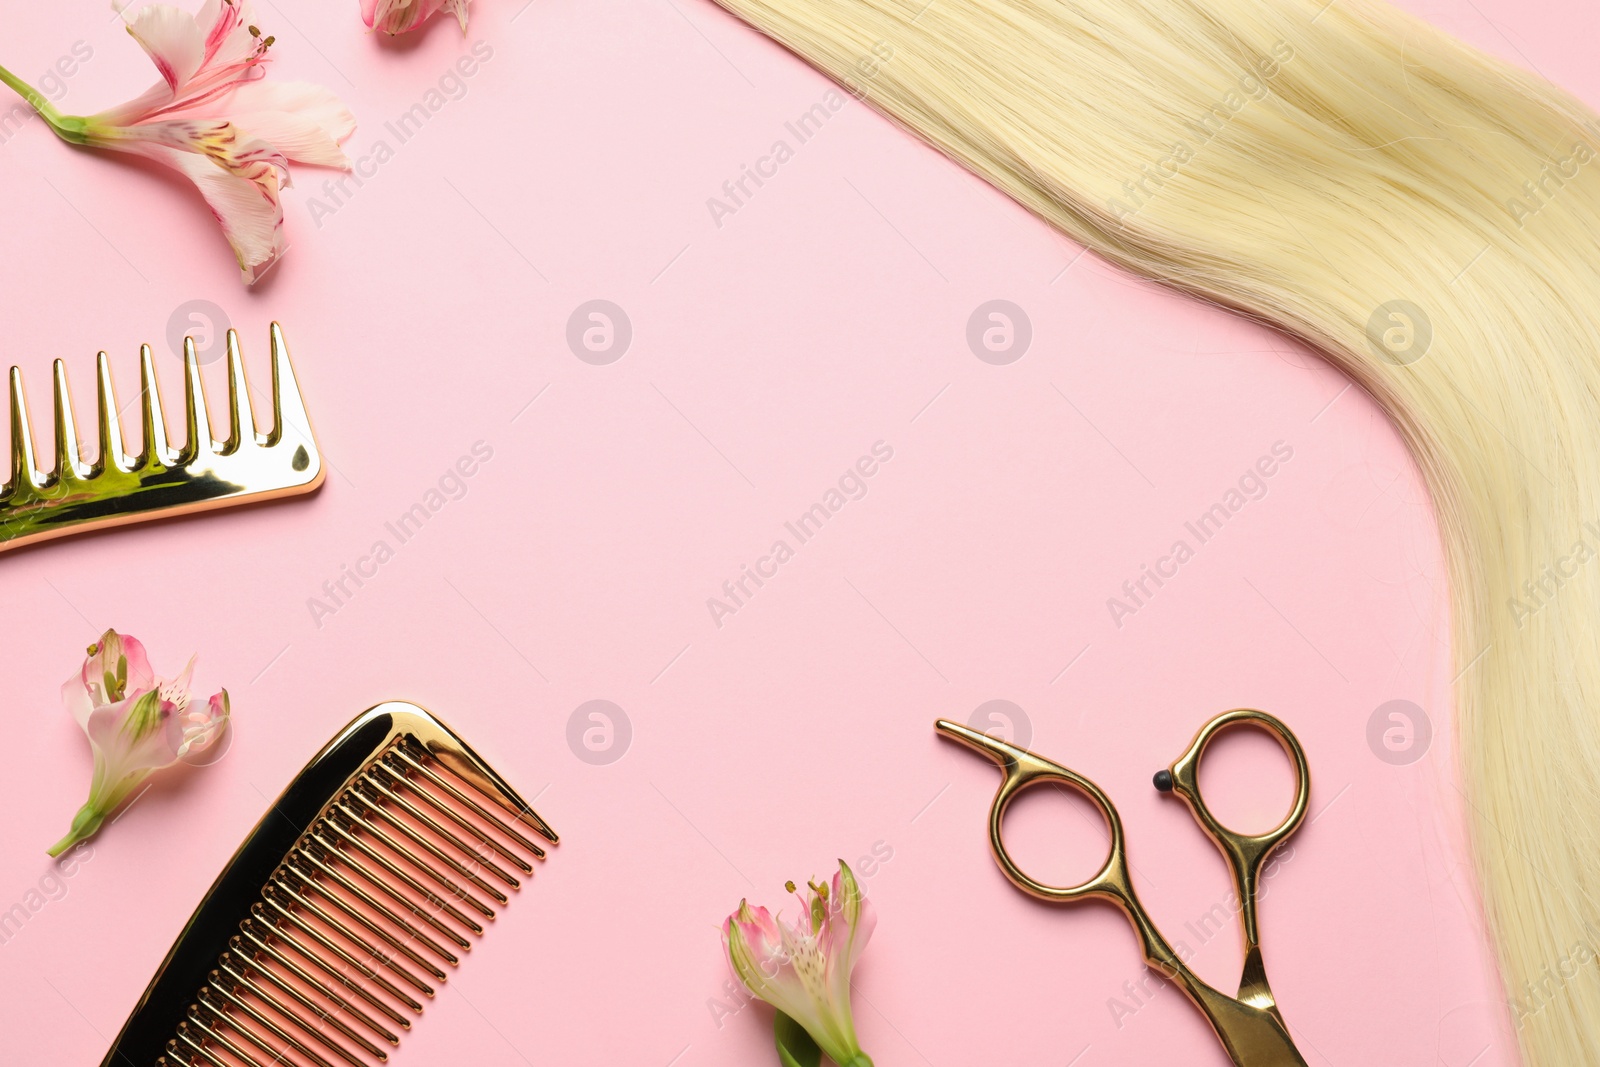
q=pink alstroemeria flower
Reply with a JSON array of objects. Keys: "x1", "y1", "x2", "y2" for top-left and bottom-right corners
[
  {"x1": 363, "y1": 0, "x2": 470, "y2": 35},
  {"x1": 49, "y1": 630, "x2": 230, "y2": 857},
  {"x1": 723, "y1": 861, "x2": 876, "y2": 1067},
  {"x1": 0, "y1": 0, "x2": 354, "y2": 284}
]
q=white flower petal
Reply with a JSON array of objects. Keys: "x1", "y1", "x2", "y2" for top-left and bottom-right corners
[
  {"x1": 125, "y1": 4, "x2": 207, "y2": 91},
  {"x1": 131, "y1": 141, "x2": 286, "y2": 283},
  {"x1": 228, "y1": 81, "x2": 355, "y2": 166}
]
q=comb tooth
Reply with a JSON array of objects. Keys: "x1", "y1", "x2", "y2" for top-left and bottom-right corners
[
  {"x1": 186, "y1": 1006, "x2": 270, "y2": 1067},
  {"x1": 172, "y1": 1023, "x2": 231, "y2": 1067},
  {"x1": 197, "y1": 993, "x2": 301, "y2": 1067},
  {"x1": 217, "y1": 957, "x2": 373, "y2": 1067},
  {"x1": 391, "y1": 747, "x2": 553, "y2": 855},
  {"x1": 399, "y1": 734, "x2": 559, "y2": 846},
  {"x1": 291, "y1": 846, "x2": 461, "y2": 962},
  {"x1": 233, "y1": 929, "x2": 400, "y2": 1044},
  {"x1": 353, "y1": 783, "x2": 515, "y2": 895},
  {"x1": 316, "y1": 820, "x2": 484, "y2": 935},
  {"x1": 95, "y1": 352, "x2": 131, "y2": 476},
  {"x1": 403, "y1": 738, "x2": 559, "y2": 845},
  {"x1": 267, "y1": 321, "x2": 313, "y2": 449},
  {"x1": 138, "y1": 345, "x2": 174, "y2": 469},
  {"x1": 10, "y1": 368, "x2": 46, "y2": 492},
  {"x1": 181, "y1": 339, "x2": 216, "y2": 463},
  {"x1": 51, "y1": 360, "x2": 85, "y2": 483},
  {"x1": 244, "y1": 912, "x2": 412, "y2": 1030},
  {"x1": 279, "y1": 867, "x2": 449, "y2": 981},
  {"x1": 224, "y1": 330, "x2": 256, "y2": 453},
  {"x1": 301, "y1": 838, "x2": 471, "y2": 952},
  {"x1": 356, "y1": 794, "x2": 509, "y2": 903},
  {"x1": 163, "y1": 1037, "x2": 207, "y2": 1067},
  {"x1": 270, "y1": 873, "x2": 439, "y2": 991},
  {"x1": 372, "y1": 762, "x2": 534, "y2": 874},
  {"x1": 220, "y1": 952, "x2": 388, "y2": 1064},
  {"x1": 359, "y1": 775, "x2": 521, "y2": 887},
  {"x1": 256, "y1": 896, "x2": 425, "y2": 1013},
  {"x1": 267, "y1": 876, "x2": 432, "y2": 993},
  {"x1": 203, "y1": 977, "x2": 339, "y2": 1067},
  {"x1": 335, "y1": 800, "x2": 500, "y2": 915}
]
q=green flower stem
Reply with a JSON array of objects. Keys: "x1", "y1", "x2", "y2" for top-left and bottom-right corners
[
  {"x1": 0, "y1": 60, "x2": 90, "y2": 143},
  {"x1": 0, "y1": 60, "x2": 57, "y2": 118},
  {"x1": 47, "y1": 802, "x2": 105, "y2": 858},
  {"x1": 839, "y1": 1057, "x2": 874, "y2": 1067}
]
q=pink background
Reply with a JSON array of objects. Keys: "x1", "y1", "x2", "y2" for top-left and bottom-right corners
[{"x1": 0, "y1": 0, "x2": 1588, "y2": 1063}]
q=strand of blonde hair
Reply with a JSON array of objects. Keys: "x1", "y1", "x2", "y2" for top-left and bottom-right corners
[{"x1": 705, "y1": 0, "x2": 1600, "y2": 1061}]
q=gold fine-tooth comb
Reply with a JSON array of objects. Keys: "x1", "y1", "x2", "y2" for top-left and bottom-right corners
[
  {"x1": 99, "y1": 701, "x2": 558, "y2": 1067},
  {"x1": 1, "y1": 322, "x2": 323, "y2": 553}
]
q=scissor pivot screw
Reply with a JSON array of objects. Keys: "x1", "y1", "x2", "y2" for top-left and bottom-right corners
[{"x1": 1152, "y1": 769, "x2": 1174, "y2": 792}]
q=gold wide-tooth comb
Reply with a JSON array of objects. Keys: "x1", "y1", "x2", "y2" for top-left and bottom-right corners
[
  {"x1": 98, "y1": 702, "x2": 558, "y2": 1067},
  {"x1": 1, "y1": 322, "x2": 323, "y2": 553}
]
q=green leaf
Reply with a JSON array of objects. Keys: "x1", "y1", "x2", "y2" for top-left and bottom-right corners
[{"x1": 774, "y1": 1011, "x2": 821, "y2": 1067}]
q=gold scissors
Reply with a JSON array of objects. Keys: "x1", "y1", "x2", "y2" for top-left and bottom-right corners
[{"x1": 936, "y1": 708, "x2": 1310, "y2": 1067}]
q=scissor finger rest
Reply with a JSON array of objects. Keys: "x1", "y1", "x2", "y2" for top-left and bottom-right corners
[{"x1": 934, "y1": 719, "x2": 1131, "y2": 905}]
